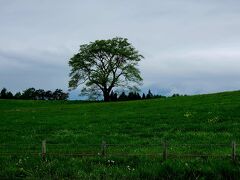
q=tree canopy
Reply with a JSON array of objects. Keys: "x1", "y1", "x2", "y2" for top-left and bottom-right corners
[
  {"x1": 68, "y1": 37, "x2": 143, "y2": 101},
  {"x1": 0, "y1": 88, "x2": 68, "y2": 100}
]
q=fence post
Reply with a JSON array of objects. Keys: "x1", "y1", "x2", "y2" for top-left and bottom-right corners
[
  {"x1": 163, "y1": 140, "x2": 167, "y2": 161},
  {"x1": 42, "y1": 140, "x2": 46, "y2": 161},
  {"x1": 101, "y1": 140, "x2": 106, "y2": 157},
  {"x1": 232, "y1": 141, "x2": 236, "y2": 162}
]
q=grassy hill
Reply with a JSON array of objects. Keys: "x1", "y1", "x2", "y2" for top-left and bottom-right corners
[{"x1": 0, "y1": 90, "x2": 240, "y2": 178}]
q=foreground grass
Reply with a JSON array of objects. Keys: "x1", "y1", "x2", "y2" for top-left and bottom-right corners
[
  {"x1": 1, "y1": 156, "x2": 240, "y2": 179},
  {"x1": 0, "y1": 90, "x2": 240, "y2": 178}
]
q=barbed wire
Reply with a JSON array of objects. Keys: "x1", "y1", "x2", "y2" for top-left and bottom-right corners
[
  {"x1": 0, "y1": 142, "x2": 237, "y2": 159},
  {"x1": 0, "y1": 152, "x2": 235, "y2": 158},
  {"x1": 0, "y1": 143, "x2": 236, "y2": 147}
]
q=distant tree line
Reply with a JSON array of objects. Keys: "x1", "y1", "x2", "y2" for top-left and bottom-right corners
[
  {"x1": 0, "y1": 88, "x2": 68, "y2": 100},
  {"x1": 108, "y1": 90, "x2": 166, "y2": 101},
  {"x1": 108, "y1": 90, "x2": 188, "y2": 102},
  {"x1": 0, "y1": 87, "x2": 186, "y2": 101}
]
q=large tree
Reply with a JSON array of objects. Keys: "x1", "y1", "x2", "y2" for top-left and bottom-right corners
[{"x1": 68, "y1": 37, "x2": 143, "y2": 101}]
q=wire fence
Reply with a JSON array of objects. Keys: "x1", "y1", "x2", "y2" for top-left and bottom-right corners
[{"x1": 0, "y1": 140, "x2": 238, "y2": 161}]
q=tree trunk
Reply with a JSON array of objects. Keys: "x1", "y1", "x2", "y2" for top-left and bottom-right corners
[{"x1": 103, "y1": 90, "x2": 110, "y2": 102}]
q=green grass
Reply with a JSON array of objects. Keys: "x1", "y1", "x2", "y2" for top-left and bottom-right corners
[{"x1": 0, "y1": 90, "x2": 240, "y2": 178}]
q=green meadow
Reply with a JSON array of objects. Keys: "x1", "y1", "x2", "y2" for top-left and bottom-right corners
[{"x1": 0, "y1": 90, "x2": 240, "y2": 179}]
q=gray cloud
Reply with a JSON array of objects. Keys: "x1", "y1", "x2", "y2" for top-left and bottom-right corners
[{"x1": 0, "y1": 0, "x2": 240, "y2": 97}]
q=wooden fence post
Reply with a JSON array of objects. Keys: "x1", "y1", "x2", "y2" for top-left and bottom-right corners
[
  {"x1": 42, "y1": 140, "x2": 46, "y2": 161},
  {"x1": 101, "y1": 140, "x2": 106, "y2": 157},
  {"x1": 232, "y1": 141, "x2": 236, "y2": 162},
  {"x1": 163, "y1": 140, "x2": 167, "y2": 161}
]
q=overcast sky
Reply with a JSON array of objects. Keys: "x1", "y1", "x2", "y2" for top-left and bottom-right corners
[{"x1": 0, "y1": 0, "x2": 240, "y2": 99}]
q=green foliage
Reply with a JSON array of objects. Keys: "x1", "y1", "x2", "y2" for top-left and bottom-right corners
[
  {"x1": 0, "y1": 88, "x2": 68, "y2": 100},
  {"x1": 0, "y1": 88, "x2": 13, "y2": 99},
  {"x1": 146, "y1": 89, "x2": 153, "y2": 99},
  {"x1": 69, "y1": 37, "x2": 143, "y2": 101},
  {"x1": 0, "y1": 90, "x2": 240, "y2": 178},
  {"x1": 21, "y1": 88, "x2": 36, "y2": 100},
  {"x1": 0, "y1": 88, "x2": 7, "y2": 98}
]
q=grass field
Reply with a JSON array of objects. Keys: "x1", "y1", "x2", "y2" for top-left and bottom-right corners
[{"x1": 0, "y1": 90, "x2": 240, "y2": 179}]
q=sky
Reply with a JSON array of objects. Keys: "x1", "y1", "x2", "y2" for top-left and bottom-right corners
[{"x1": 0, "y1": 0, "x2": 240, "y2": 99}]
